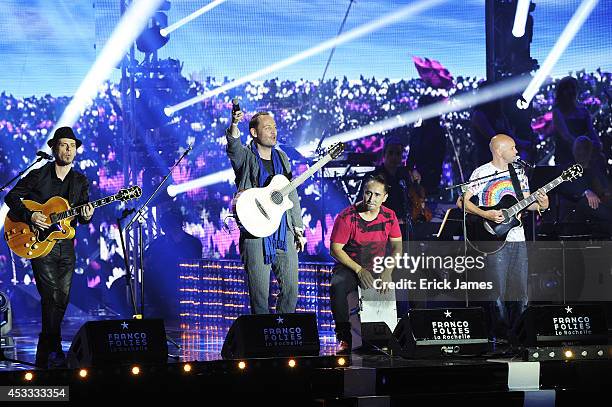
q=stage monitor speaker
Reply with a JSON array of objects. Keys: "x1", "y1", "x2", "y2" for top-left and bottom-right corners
[
  {"x1": 67, "y1": 319, "x2": 168, "y2": 368},
  {"x1": 518, "y1": 304, "x2": 608, "y2": 347},
  {"x1": 393, "y1": 307, "x2": 489, "y2": 358},
  {"x1": 221, "y1": 313, "x2": 320, "y2": 359},
  {"x1": 360, "y1": 322, "x2": 404, "y2": 354}
]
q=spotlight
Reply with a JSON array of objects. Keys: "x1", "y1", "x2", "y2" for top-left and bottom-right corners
[
  {"x1": 136, "y1": 25, "x2": 169, "y2": 54},
  {"x1": 131, "y1": 366, "x2": 141, "y2": 375},
  {"x1": 238, "y1": 361, "x2": 247, "y2": 370},
  {"x1": 337, "y1": 357, "x2": 346, "y2": 366},
  {"x1": 24, "y1": 372, "x2": 34, "y2": 381},
  {"x1": 137, "y1": 2, "x2": 171, "y2": 53},
  {"x1": 564, "y1": 350, "x2": 574, "y2": 359},
  {"x1": 183, "y1": 364, "x2": 192, "y2": 373},
  {"x1": 79, "y1": 369, "x2": 88, "y2": 379},
  {"x1": 516, "y1": 96, "x2": 529, "y2": 110},
  {"x1": 288, "y1": 359, "x2": 297, "y2": 368}
]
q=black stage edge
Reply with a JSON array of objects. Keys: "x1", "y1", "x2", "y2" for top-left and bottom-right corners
[{"x1": 1, "y1": 355, "x2": 611, "y2": 403}]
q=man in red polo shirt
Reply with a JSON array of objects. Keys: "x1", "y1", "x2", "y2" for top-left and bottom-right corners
[{"x1": 330, "y1": 174, "x2": 403, "y2": 353}]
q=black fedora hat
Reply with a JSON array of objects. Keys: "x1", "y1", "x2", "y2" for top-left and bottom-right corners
[{"x1": 47, "y1": 126, "x2": 82, "y2": 149}]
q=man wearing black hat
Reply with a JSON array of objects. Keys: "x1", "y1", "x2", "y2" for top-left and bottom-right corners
[{"x1": 4, "y1": 126, "x2": 94, "y2": 368}]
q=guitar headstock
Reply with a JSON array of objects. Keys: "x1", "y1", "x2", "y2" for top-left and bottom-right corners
[
  {"x1": 116, "y1": 186, "x2": 143, "y2": 202},
  {"x1": 561, "y1": 164, "x2": 583, "y2": 182},
  {"x1": 327, "y1": 142, "x2": 345, "y2": 160}
]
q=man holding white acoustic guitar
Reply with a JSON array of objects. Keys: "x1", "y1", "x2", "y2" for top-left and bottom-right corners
[
  {"x1": 5, "y1": 126, "x2": 94, "y2": 368},
  {"x1": 226, "y1": 103, "x2": 307, "y2": 315}
]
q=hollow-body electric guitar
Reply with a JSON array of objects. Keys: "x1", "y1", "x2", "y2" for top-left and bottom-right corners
[{"x1": 4, "y1": 186, "x2": 141, "y2": 259}]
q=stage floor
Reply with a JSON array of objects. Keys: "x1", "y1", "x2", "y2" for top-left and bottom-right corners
[{"x1": 2, "y1": 316, "x2": 611, "y2": 404}]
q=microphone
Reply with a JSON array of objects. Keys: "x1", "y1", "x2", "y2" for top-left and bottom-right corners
[
  {"x1": 514, "y1": 156, "x2": 534, "y2": 169},
  {"x1": 231, "y1": 97, "x2": 241, "y2": 113},
  {"x1": 36, "y1": 151, "x2": 53, "y2": 160},
  {"x1": 179, "y1": 144, "x2": 193, "y2": 159}
]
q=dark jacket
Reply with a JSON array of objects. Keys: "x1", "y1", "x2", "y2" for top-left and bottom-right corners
[{"x1": 4, "y1": 161, "x2": 91, "y2": 227}]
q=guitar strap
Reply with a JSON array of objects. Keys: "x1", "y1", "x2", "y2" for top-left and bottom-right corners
[{"x1": 508, "y1": 164, "x2": 525, "y2": 201}]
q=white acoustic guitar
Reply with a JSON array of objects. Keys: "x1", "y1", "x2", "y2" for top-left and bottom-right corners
[{"x1": 233, "y1": 142, "x2": 344, "y2": 237}]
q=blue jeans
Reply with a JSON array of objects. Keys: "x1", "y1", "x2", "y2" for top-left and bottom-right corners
[
  {"x1": 239, "y1": 232, "x2": 299, "y2": 314},
  {"x1": 485, "y1": 241, "x2": 528, "y2": 342}
]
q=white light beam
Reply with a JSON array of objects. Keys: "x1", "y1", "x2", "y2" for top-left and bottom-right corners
[
  {"x1": 517, "y1": 0, "x2": 599, "y2": 109},
  {"x1": 167, "y1": 76, "x2": 531, "y2": 195},
  {"x1": 164, "y1": 0, "x2": 447, "y2": 116},
  {"x1": 161, "y1": 0, "x2": 229, "y2": 37},
  {"x1": 512, "y1": 0, "x2": 531, "y2": 38},
  {"x1": 57, "y1": 0, "x2": 167, "y2": 128},
  {"x1": 1, "y1": 0, "x2": 166, "y2": 233}
]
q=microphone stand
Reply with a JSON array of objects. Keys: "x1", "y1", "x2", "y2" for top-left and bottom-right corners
[
  {"x1": 446, "y1": 168, "x2": 512, "y2": 193},
  {"x1": 118, "y1": 145, "x2": 192, "y2": 323},
  {"x1": 116, "y1": 208, "x2": 137, "y2": 317}
]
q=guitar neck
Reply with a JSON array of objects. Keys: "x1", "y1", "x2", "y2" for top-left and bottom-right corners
[
  {"x1": 280, "y1": 154, "x2": 334, "y2": 196},
  {"x1": 507, "y1": 176, "x2": 564, "y2": 217},
  {"x1": 55, "y1": 195, "x2": 118, "y2": 221}
]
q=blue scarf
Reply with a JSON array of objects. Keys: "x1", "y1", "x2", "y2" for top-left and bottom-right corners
[{"x1": 251, "y1": 142, "x2": 287, "y2": 264}]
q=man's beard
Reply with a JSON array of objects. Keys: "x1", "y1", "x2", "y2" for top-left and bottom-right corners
[{"x1": 54, "y1": 155, "x2": 73, "y2": 166}]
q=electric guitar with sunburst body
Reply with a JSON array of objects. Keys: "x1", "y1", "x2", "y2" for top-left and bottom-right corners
[{"x1": 4, "y1": 186, "x2": 142, "y2": 259}]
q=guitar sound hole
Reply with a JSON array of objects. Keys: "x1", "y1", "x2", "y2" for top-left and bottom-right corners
[{"x1": 270, "y1": 191, "x2": 283, "y2": 205}]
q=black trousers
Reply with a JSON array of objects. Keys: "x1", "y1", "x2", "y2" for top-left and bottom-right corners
[
  {"x1": 330, "y1": 265, "x2": 359, "y2": 342},
  {"x1": 30, "y1": 239, "x2": 75, "y2": 362}
]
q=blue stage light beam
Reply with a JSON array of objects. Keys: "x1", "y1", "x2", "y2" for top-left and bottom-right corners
[
  {"x1": 161, "y1": 0, "x2": 228, "y2": 37},
  {"x1": 0, "y1": 0, "x2": 167, "y2": 234},
  {"x1": 56, "y1": 0, "x2": 167, "y2": 128},
  {"x1": 164, "y1": 0, "x2": 447, "y2": 116},
  {"x1": 517, "y1": 0, "x2": 599, "y2": 109}
]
